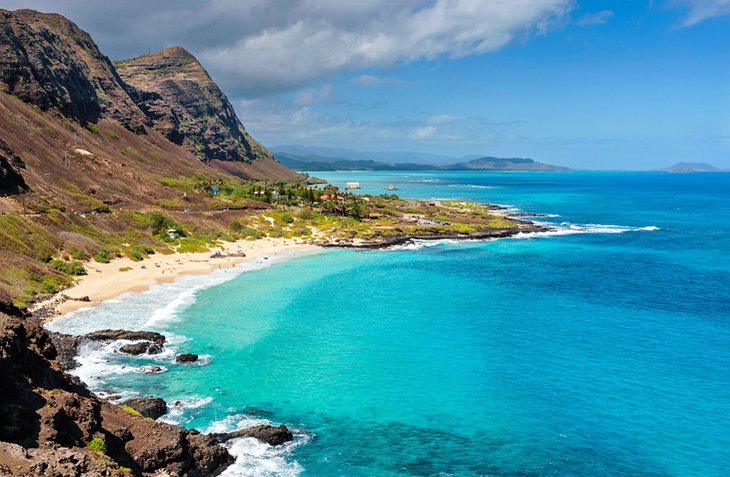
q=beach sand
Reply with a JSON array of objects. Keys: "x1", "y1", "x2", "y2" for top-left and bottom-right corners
[{"x1": 33, "y1": 238, "x2": 319, "y2": 319}]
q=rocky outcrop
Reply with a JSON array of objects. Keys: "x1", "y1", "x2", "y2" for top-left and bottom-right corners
[
  {"x1": 116, "y1": 46, "x2": 272, "y2": 164},
  {"x1": 0, "y1": 9, "x2": 148, "y2": 132},
  {"x1": 208, "y1": 425, "x2": 294, "y2": 447},
  {"x1": 0, "y1": 137, "x2": 28, "y2": 195},
  {"x1": 0, "y1": 312, "x2": 233, "y2": 476},
  {"x1": 121, "y1": 397, "x2": 167, "y2": 420},
  {"x1": 176, "y1": 353, "x2": 199, "y2": 363},
  {"x1": 84, "y1": 329, "x2": 166, "y2": 345},
  {"x1": 119, "y1": 341, "x2": 163, "y2": 355}
]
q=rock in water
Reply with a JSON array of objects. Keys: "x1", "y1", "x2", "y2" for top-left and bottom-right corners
[
  {"x1": 84, "y1": 329, "x2": 166, "y2": 344},
  {"x1": 121, "y1": 397, "x2": 167, "y2": 420},
  {"x1": 119, "y1": 341, "x2": 163, "y2": 355},
  {"x1": 176, "y1": 353, "x2": 198, "y2": 363},
  {"x1": 209, "y1": 424, "x2": 294, "y2": 447}
]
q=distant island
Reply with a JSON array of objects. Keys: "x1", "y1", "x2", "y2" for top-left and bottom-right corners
[
  {"x1": 661, "y1": 162, "x2": 726, "y2": 173},
  {"x1": 275, "y1": 152, "x2": 571, "y2": 172}
]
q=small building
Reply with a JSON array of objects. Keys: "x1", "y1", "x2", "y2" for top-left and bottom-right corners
[{"x1": 167, "y1": 229, "x2": 179, "y2": 239}]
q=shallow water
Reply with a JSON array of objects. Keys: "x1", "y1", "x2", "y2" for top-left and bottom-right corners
[{"x1": 48, "y1": 172, "x2": 730, "y2": 476}]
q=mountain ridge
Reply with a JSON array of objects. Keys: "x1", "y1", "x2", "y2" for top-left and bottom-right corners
[{"x1": 275, "y1": 152, "x2": 570, "y2": 172}]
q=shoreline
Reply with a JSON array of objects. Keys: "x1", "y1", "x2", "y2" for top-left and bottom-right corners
[
  {"x1": 31, "y1": 237, "x2": 319, "y2": 321},
  {"x1": 32, "y1": 218, "x2": 549, "y2": 322}
]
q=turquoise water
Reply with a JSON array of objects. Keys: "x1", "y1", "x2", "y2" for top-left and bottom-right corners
[{"x1": 48, "y1": 172, "x2": 730, "y2": 476}]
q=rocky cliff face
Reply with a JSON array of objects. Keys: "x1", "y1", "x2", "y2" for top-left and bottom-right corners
[
  {"x1": 116, "y1": 46, "x2": 272, "y2": 164},
  {"x1": 0, "y1": 9, "x2": 148, "y2": 133},
  {"x1": 0, "y1": 137, "x2": 28, "y2": 195},
  {"x1": 0, "y1": 311, "x2": 233, "y2": 476}
]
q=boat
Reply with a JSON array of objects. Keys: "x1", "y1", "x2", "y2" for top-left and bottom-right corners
[
  {"x1": 346, "y1": 182, "x2": 361, "y2": 189},
  {"x1": 385, "y1": 184, "x2": 398, "y2": 190}
]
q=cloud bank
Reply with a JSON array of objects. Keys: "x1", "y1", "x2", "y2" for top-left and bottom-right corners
[{"x1": 4, "y1": 0, "x2": 573, "y2": 97}]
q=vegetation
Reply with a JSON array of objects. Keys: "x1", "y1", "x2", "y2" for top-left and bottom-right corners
[
  {"x1": 49, "y1": 259, "x2": 86, "y2": 276},
  {"x1": 86, "y1": 437, "x2": 107, "y2": 454},
  {"x1": 120, "y1": 405, "x2": 142, "y2": 417},
  {"x1": 94, "y1": 246, "x2": 121, "y2": 264}
]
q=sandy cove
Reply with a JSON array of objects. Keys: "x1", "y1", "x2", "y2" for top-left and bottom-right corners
[{"x1": 32, "y1": 237, "x2": 320, "y2": 319}]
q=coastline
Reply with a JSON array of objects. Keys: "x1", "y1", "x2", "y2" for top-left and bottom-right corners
[
  {"x1": 31, "y1": 216, "x2": 549, "y2": 322},
  {"x1": 32, "y1": 237, "x2": 319, "y2": 321}
]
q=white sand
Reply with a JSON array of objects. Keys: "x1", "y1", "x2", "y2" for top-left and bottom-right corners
[{"x1": 34, "y1": 238, "x2": 319, "y2": 319}]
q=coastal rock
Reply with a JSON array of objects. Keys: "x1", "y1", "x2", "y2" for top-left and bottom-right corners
[
  {"x1": 0, "y1": 311, "x2": 233, "y2": 475},
  {"x1": 139, "y1": 365, "x2": 165, "y2": 375},
  {"x1": 176, "y1": 353, "x2": 198, "y2": 363},
  {"x1": 209, "y1": 424, "x2": 294, "y2": 447},
  {"x1": 121, "y1": 397, "x2": 167, "y2": 419},
  {"x1": 119, "y1": 341, "x2": 163, "y2": 355},
  {"x1": 84, "y1": 329, "x2": 166, "y2": 345}
]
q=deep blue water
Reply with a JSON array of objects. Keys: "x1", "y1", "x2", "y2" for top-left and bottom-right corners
[{"x1": 49, "y1": 172, "x2": 730, "y2": 476}]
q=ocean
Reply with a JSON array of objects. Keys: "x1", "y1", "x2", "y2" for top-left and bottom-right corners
[{"x1": 47, "y1": 171, "x2": 730, "y2": 476}]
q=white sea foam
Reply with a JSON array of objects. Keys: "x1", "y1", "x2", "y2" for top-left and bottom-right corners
[
  {"x1": 389, "y1": 238, "x2": 470, "y2": 251},
  {"x1": 158, "y1": 396, "x2": 214, "y2": 426},
  {"x1": 207, "y1": 414, "x2": 311, "y2": 477},
  {"x1": 447, "y1": 184, "x2": 495, "y2": 189},
  {"x1": 512, "y1": 222, "x2": 661, "y2": 239}
]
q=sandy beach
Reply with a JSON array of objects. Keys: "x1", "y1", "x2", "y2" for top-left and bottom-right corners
[{"x1": 32, "y1": 238, "x2": 319, "y2": 319}]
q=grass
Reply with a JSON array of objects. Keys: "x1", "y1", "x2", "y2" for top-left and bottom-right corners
[{"x1": 120, "y1": 405, "x2": 142, "y2": 417}]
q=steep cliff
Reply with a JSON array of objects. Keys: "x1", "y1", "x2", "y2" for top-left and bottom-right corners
[
  {"x1": 116, "y1": 46, "x2": 271, "y2": 164},
  {"x1": 0, "y1": 137, "x2": 28, "y2": 195},
  {"x1": 0, "y1": 9, "x2": 148, "y2": 132}
]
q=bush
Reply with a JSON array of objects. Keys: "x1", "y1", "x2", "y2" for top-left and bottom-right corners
[
  {"x1": 128, "y1": 244, "x2": 155, "y2": 261},
  {"x1": 86, "y1": 437, "x2": 107, "y2": 454},
  {"x1": 85, "y1": 123, "x2": 100, "y2": 135},
  {"x1": 49, "y1": 259, "x2": 87, "y2": 276},
  {"x1": 94, "y1": 246, "x2": 121, "y2": 264},
  {"x1": 280, "y1": 212, "x2": 295, "y2": 224},
  {"x1": 239, "y1": 227, "x2": 262, "y2": 239}
]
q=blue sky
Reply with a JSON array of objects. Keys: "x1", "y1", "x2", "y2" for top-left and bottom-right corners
[{"x1": 6, "y1": 1, "x2": 730, "y2": 169}]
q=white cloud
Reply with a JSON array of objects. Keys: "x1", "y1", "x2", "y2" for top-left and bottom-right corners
[
  {"x1": 5, "y1": 0, "x2": 573, "y2": 97},
  {"x1": 576, "y1": 10, "x2": 614, "y2": 26},
  {"x1": 353, "y1": 75, "x2": 415, "y2": 86},
  {"x1": 201, "y1": 0, "x2": 574, "y2": 96},
  {"x1": 292, "y1": 84, "x2": 332, "y2": 106},
  {"x1": 411, "y1": 126, "x2": 438, "y2": 139},
  {"x1": 677, "y1": 0, "x2": 730, "y2": 26}
]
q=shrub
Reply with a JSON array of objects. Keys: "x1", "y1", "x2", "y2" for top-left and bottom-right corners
[
  {"x1": 63, "y1": 120, "x2": 76, "y2": 132},
  {"x1": 280, "y1": 212, "x2": 295, "y2": 224},
  {"x1": 94, "y1": 246, "x2": 121, "y2": 264},
  {"x1": 49, "y1": 259, "x2": 87, "y2": 276},
  {"x1": 298, "y1": 209, "x2": 315, "y2": 220},
  {"x1": 128, "y1": 244, "x2": 155, "y2": 261},
  {"x1": 85, "y1": 123, "x2": 100, "y2": 135},
  {"x1": 239, "y1": 227, "x2": 262, "y2": 239},
  {"x1": 86, "y1": 437, "x2": 107, "y2": 454}
]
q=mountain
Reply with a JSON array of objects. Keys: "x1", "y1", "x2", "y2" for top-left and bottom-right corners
[
  {"x1": 115, "y1": 46, "x2": 273, "y2": 166},
  {"x1": 0, "y1": 8, "x2": 296, "y2": 181},
  {"x1": 271, "y1": 144, "x2": 474, "y2": 165},
  {"x1": 0, "y1": 9, "x2": 148, "y2": 132},
  {"x1": 662, "y1": 162, "x2": 722, "y2": 172},
  {"x1": 276, "y1": 152, "x2": 570, "y2": 172}
]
